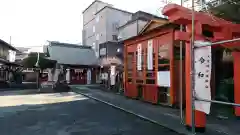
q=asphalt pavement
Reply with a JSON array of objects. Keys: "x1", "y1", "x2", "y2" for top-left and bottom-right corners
[{"x1": 0, "y1": 91, "x2": 181, "y2": 135}]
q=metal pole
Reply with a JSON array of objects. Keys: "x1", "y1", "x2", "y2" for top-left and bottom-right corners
[
  {"x1": 35, "y1": 52, "x2": 40, "y2": 91},
  {"x1": 190, "y1": 0, "x2": 196, "y2": 134},
  {"x1": 179, "y1": 0, "x2": 184, "y2": 124},
  {"x1": 9, "y1": 36, "x2": 12, "y2": 45},
  {"x1": 196, "y1": 98, "x2": 240, "y2": 107},
  {"x1": 194, "y1": 38, "x2": 240, "y2": 48}
]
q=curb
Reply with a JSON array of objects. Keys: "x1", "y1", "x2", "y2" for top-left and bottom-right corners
[{"x1": 72, "y1": 88, "x2": 188, "y2": 135}]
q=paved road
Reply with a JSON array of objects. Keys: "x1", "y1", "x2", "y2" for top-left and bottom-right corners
[{"x1": 0, "y1": 91, "x2": 180, "y2": 135}]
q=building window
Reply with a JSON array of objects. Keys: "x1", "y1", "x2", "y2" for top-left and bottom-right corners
[
  {"x1": 100, "y1": 48, "x2": 106, "y2": 56},
  {"x1": 96, "y1": 34, "x2": 99, "y2": 40},
  {"x1": 112, "y1": 35, "x2": 118, "y2": 41},
  {"x1": 93, "y1": 26, "x2": 95, "y2": 33},
  {"x1": 96, "y1": 15, "x2": 99, "y2": 22}
]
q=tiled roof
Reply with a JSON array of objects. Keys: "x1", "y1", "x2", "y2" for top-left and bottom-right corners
[{"x1": 47, "y1": 42, "x2": 98, "y2": 66}]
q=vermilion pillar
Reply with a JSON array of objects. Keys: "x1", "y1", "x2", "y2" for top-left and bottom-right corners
[
  {"x1": 185, "y1": 23, "x2": 206, "y2": 132},
  {"x1": 232, "y1": 52, "x2": 240, "y2": 117},
  {"x1": 162, "y1": 3, "x2": 240, "y2": 133}
]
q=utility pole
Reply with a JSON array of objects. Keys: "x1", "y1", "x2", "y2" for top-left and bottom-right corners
[
  {"x1": 179, "y1": 0, "x2": 184, "y2": 124},
  {"x1": 9, "y1": 36, "x2": 12, "y2": 45},
  {"x1": 35, "y1": 52, "x2": 40, "y2": 92}
]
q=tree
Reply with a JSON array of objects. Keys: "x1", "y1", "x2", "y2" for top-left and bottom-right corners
[
  {"x1": 21, "y1": 52, "x2": 56, "y2": 70},
  {"x1": 21, "y1": 52, "x2": 57, "y2": 89},
  {"x1": 203, "y1": 0, "x2": 240, "y2": 23}
]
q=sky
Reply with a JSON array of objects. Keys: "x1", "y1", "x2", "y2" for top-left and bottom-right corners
[{"x1": 0, "y1": 0, "x2": 181, "y2": 48}]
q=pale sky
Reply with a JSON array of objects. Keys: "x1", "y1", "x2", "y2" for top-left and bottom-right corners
[{"x1": 0, "y1": 0, "x2": 180, "y2": 48}]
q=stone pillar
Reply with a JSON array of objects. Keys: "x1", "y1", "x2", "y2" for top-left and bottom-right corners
[
  {"x1": 53, "y1": 69, "x2": 60, "y2": 82},
  {"x1": 87, "y1": 69, "x2": 91, "y2": 84},
  {"x1": 66, "y1": 69, "x2": 70, "y2": 84},
  {"x1": 48, "y1": 69, "x2": 52, "y2": 82}
]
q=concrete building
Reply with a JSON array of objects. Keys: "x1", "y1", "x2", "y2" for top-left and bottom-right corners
[
  {"x1": 99, "y1": 41, "x2": 123, "y2": 64},
  {"x1": 99, "y1": 11, "x2": 167, "y2": 64},
  {"x1": 118, "y1": 11, "x2": 167, "y2": 41},
  {"x1": 82, "y1": 0, "x2": 132, "y2": 57}
]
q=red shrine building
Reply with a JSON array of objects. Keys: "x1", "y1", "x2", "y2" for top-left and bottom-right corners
[{"x1": 123, "y1": 4, "x2": 240, "y2": 132}]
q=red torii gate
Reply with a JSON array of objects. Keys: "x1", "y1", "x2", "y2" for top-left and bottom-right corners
[{"x1": 162, "y1": 4, "x2": 240, "y2": 132}]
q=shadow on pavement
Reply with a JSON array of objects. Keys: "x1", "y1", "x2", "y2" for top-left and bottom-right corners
[
  {"x1": 0, "y1": 95, "x2": 180, "y2": 135},
  {"x1": 71, "y1": 85, "x2": 240, "y2": 135}
]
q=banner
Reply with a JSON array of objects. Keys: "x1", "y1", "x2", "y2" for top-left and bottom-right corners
[
  {"x1": 147, "y1": 40, "x2": 153, "y2": 70},
  {"x1": 194, "y1": 41, "x2": 212, "y2": 114},
  {"x1": 137, "y1": 44, "x2": 142, "y2": 71}
]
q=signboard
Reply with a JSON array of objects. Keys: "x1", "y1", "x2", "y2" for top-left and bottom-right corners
[
  {"x1": 137, "y1": 44, "x2": 142, "y2": 71},
  {"x1": 101, "y1": 73, "x2": 108, "y2": 80},
  {"x1": 157, "y1": 71, "x2": 171, "y2": 87},
  {"x1": 110, "y1": 65, "x2": 116, "y2": 75},
  {"x1": 147, "y1": 40, "x2": 153, "y2": 70},
  {"x1": 194, "y1": 41, "x2": 212, "y2": 114}
]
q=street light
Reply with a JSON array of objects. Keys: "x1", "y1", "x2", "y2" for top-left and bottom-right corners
[{"x1": 117, "y1": 48, "x2": 121, "y2": 53}]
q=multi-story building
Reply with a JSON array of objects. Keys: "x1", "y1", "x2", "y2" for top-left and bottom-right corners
[
  {"x1": 82, "y1": 0, "x2": 132, "y2": 57},
  {"x1": 99, "y1": 11, "x2": 167, "y2": 61},
  {"x1": 118, "y1": 11, "x2": 167, "y2": 41}
]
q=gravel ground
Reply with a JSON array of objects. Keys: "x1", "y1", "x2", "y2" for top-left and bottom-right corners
[{"x1": 0, "y1": 91, "x2": 180, "y2": 135}]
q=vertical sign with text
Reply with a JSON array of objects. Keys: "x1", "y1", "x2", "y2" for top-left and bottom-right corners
[
  {"x1": 194, "y1": 41, "x2": 212, "y2": 114},
  {"x1": 137, "y1": 44, "x2": 142, "y2": 71},
  {"x1": 147, "y1": 40, "x2": 153, "y2": 70}
]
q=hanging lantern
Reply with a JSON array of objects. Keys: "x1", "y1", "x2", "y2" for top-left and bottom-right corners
[{"x1": 222, "y1": 49, "x2": 233, "y2": 62}]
